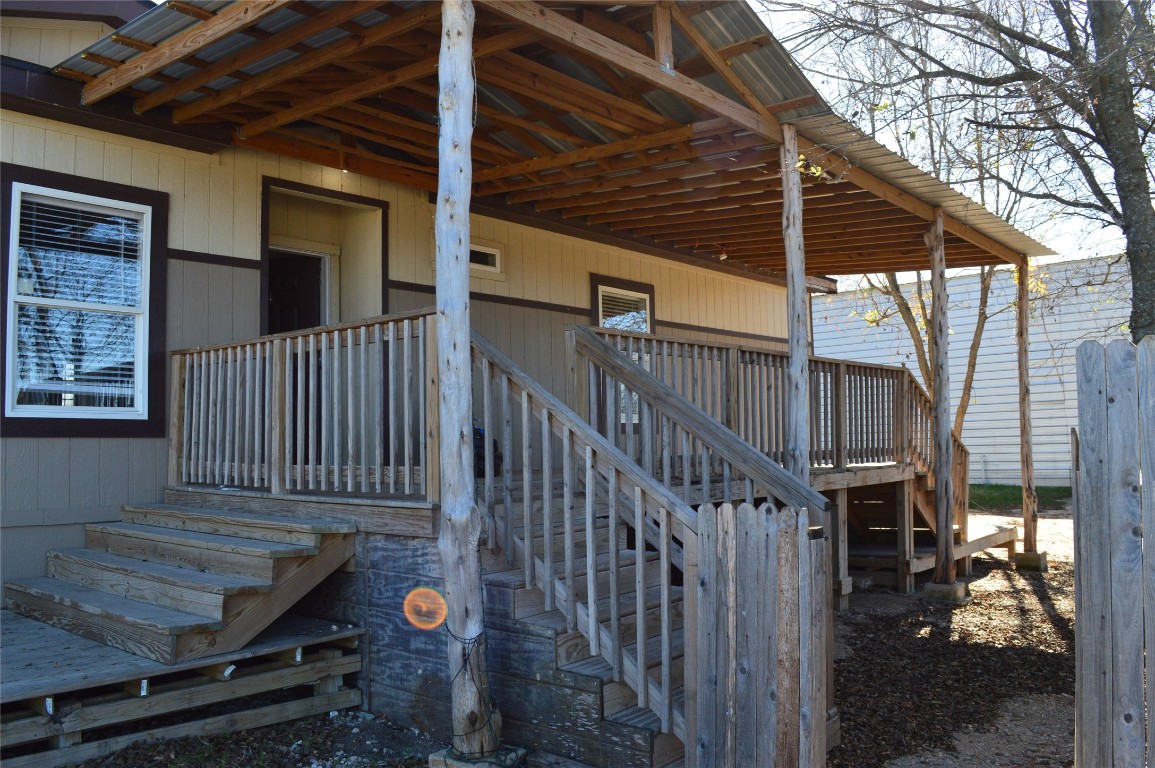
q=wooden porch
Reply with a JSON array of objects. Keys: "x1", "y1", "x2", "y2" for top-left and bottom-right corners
[
  {"x1": 0, "y1": 612, "x2": 361, "y2": 768},
  {"x1": 5, "y1": 306, "x2": 1017, "y2": 766},
  {"x1": 162, "y1": 308, "x2": 1014, "y2": 599}
]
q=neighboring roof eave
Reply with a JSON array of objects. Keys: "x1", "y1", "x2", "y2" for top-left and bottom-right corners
[{"x1": 0, "y1": 0, "x2": 154, "y2": 29}]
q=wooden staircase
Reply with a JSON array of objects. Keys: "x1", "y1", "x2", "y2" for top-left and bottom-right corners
[
  {"x1": 4, "y1": 504, "x2": 356, "y2": 664},
  {"x1": 483, "y1": 490, "x2": 687, "y2": 767}
]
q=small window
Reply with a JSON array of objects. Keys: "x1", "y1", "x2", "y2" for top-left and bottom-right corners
[
  {"x1": 5, "y1": 183, "x2": 151, "y2": 420},
  {"x1": 469, "y1": 244, "x2": 501, "y2": 273},
  {"x1": 598, "y1": 285, "x2": 651, "y2": 334}
]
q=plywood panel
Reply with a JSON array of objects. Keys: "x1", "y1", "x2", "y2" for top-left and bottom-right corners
[
  {"x1": 42, "y1": 129, "x2": 76, "y2": 175},
  {"x1": 130, "y1": 147, "x2": 160, "y2": 191},
  {"x1": 2, "y1": 438, "x2": 41, "y2": 524}
]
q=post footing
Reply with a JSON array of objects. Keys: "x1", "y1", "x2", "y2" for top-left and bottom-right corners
[
  {"x1": 1015, "y1": 551, "x2": 1049, "y2": 572},
  {"x1": 923, "y1": 580, "x2": 969, "y2": 604},
  {"x1": 430, "y1": 747, "x2": 528, "y2": 767}
]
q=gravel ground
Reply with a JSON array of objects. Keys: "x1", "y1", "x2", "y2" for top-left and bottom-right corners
[{"x1": 75, "y1": 509, "x2": 1075, "y2": 768}]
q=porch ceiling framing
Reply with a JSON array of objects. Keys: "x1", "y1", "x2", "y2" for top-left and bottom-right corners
[{"x1": 66, "y1": 0, "x2": 1043, "y2": 278}]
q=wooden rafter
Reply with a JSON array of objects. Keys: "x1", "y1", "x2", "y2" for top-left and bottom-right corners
[
  {"x1": 797, "y1": 136, "x2": 1022, "y2": 264},
  {"x1": 478, "y1": 0, "x2": 784, "y2": 143},
  {"x1": 505, "y1": 147, "x2": 777, "y2": 206},
  {"x1": 135, "y1": 1, "x2": 383, "y2": 114},
  {"x1": 669, "y1": 4, "x2": 777, "y2": 124},
  {"x1": 482, "y1": 53, "x2": 672, "y2": 133},
  {"x1": 83, "y1": 0, "x2": 295, "y2": 105},
  {"x1": 473, "y1": 118, "x2": 731, "y2": 183},
  {"x1": 478, "y1": 130, "x2": 768, "y2": 196},
  {"x1": 235, "y1": 28, "x2": 538, "y2": 140},
  {"x1": 173, "y1": 3, "x2": 443, "y2": 123}
]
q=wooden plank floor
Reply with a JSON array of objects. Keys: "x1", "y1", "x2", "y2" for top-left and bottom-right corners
[{"x1": 0, "y1": 610, "x2": 360, "y2": 703}]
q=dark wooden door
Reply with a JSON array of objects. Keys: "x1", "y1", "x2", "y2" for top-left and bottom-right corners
[{"x1": 268, "y1": 251, "x2": 323, "y2": 334}]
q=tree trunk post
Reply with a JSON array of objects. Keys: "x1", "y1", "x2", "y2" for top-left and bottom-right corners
[
  {"x1": 781, "y1": 123, "x2": 810, "y2": 485},
  {"x1": 434, "y1": 0, "x2": 501, "y2": 760},
  {"x1": 927, "y1": 208, "x2": 957, "y2": 587},
  {"x1": 1015, "y1": 262, "x2": 1048, "y2": 571}
]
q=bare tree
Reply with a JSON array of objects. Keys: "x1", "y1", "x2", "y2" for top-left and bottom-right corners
[{"x1": 764, "y1": 0, "x2": 1154, "y2": 341}]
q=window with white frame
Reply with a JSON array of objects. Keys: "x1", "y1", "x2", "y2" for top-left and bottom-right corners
[
  {"x1": 6, "y1": 183, "x2": 151, "y2": 420},
  {"x1": 469, "y1": 244, "x2": 500, "y2": 273},
  {"x1": 597, "y1": 284, "x2": 651, "y2": 333}
]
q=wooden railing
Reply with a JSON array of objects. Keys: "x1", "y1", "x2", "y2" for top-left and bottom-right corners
[
  {"x1": 591, "y1": 328, "x2": 968, "y2": 511},
  {"x1": 569, "y1": 326, "x2": 828, "y2": 518},
  {"x1": 168, "y1": 309, "x2": 437, "y2": 499},
  {"x1": 472, "y1": 331, "x2": 696, "y2": 737},
  {"x1": 472, "y1": 334, "x2": 827, "y2": 763}
]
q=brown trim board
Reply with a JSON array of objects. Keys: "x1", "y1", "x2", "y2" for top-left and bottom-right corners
[
  {"x1": 388, "y1": 280, "x2": 789, "y2": 346},
  {"x1": 169, "y1": 249, "x2": 261, "y2": 271},
  {"x1": 260, "y1": 177, "x2": 390, "y2": 333},
  {"x1": 1, "y1": 60, "x2": 232, "y2": 154},
  {"x1": 1, "y1": 162, "x2": 169, "y2": 438},
  {"x1": 469, "y1": 195, "x2": 838, "y2": 294}
]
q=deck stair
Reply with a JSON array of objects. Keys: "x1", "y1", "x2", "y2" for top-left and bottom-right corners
[
  {"x1": 482, "y1": 489, "x2": 687, "y2": 767},
  {"x1": 3, "y1": 503, "x2": 355, "y2": 665}
]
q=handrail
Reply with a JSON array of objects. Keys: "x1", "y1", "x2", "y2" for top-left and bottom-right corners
[
  {"x1": 571, "y1": 325, "x2": 828, "y2": 515},
  {"x1": 471, "y1": 330, "x2": 695, "y2": 738},
  {"x1": 169, "y1": 307, "x2": 437, "y2": 356},
  {"x1": 594, "y1": 326, "x2": 955, "y2": 477},
  {"x1": 168, "y1": 309, "x2": 438, "y2": 500},
  {"x1": 471, "y1": 332, "x2": 697, "y2": 533}
]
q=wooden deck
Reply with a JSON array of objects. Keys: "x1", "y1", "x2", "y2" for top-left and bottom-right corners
[{"x1": 1, "y1": 611, "x2": 363, "y2": 768}]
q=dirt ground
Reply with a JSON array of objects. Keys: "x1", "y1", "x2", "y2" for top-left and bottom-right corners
[
  {"x1": 832, "y1": 509, "x2": 1076, "y2": 768},
  {"x1": 75, "y1": 508, "x2": 1076, "y2": 768}
]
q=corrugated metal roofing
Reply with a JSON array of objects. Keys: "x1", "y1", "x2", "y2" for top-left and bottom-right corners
[{"x1": 54, "y1": 0, "x2": 1051, "y2": 271}]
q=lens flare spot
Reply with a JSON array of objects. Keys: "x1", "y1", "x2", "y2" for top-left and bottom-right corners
[{"x1": 404, "y1": 587, "x2": 447, "y2": 630}]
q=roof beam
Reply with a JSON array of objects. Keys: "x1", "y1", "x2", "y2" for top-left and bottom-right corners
[
  {"x1": 473, "y1": 118, "x2": 732, "y2": 183},
  {"x1": 173, "y1": 3, "x2": 443, "y2": 123},
  {"x1": 796, "y1": 134, "x2": 1023, "y2": 265},
  {"x1": 669, "y1": 4, "x2": 777, "y2": 124},
  {"x1": 83, "y1": 0, "x2": 295, "y2": 105},
  {"x1": 478, "y1": 0, "x2": 783, "y2": 143},
  {"x1": 134, "y1": 1, "x2": 383, "y2": 114},
  {"x1": 235, "y1": 27, "x2": 538, "y2": 140}
]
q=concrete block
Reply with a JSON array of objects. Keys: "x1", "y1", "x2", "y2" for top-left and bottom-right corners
[
  {"x1": 429, "y1": 746, "x2": 527, "y2": 767},
  {"x1": 1015, "y1": 551, "x2": 1049, "y2": 572},
  {"x1": 923, "y1": 580, "x2": 970, "y2": 604}
]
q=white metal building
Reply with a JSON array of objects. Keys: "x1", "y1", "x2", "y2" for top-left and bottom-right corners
[{"x1": 812, "y1": 256, "x2": 1132, "y2": 486}]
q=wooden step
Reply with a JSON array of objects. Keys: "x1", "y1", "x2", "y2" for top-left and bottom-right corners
[
  {"x1": 46, "y1": 549, "x2": 271, "y2": 620},
  {"x1": 121, "y1": 504, "x2": 355, "y2": 547},
  {"x1": 85, "y1": 523, "x2": 316, "y2": 581},
  {"x1": 4, "y1": 578, "x2": 222, "y2": 663}
]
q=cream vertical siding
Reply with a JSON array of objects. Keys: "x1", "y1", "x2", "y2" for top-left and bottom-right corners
[{"x1": 1, "y1": 110, "x2": 792, "y2": 581}]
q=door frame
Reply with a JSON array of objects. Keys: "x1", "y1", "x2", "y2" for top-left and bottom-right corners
[{"x1": 267, "y1": 242, "x2": 336, "y2": 330}]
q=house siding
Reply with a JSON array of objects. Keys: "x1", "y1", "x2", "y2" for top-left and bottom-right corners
[
  {"x1": 1, "y1": 17, "x2": 113, "y2": 70},
  {"x1": 1, "y1": 111, "x2": 794, "y2": 582},
  {"x1": 812, "y1": 258, "x2": 1131, "y2": 486}
]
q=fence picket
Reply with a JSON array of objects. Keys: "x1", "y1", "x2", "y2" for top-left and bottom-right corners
[{"x1": 1075, "y1": 339, "x2": 1150, "y2": 767}]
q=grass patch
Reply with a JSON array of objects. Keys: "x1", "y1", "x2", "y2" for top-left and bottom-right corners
[{"x1": 969, "y1": 484, "x2": 1071, "y2": 511}]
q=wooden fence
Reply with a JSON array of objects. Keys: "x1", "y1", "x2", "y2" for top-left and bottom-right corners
[
  {"x1": 1073, "y1": 338, "x2": 1153, "y2": 767},
  {"x1": 692, "y1": 502, "x2": 828, "y2": 767},
  {"x1": 168, "y1": 309, "x2": 437, "y2": 499}
]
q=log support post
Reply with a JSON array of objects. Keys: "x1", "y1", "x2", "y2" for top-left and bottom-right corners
[
  {"x1": 926, "y1": 208, "x2": 959, "y2": 590},
  {"x1": 1014, "y1": 261, "x2": 1048, "y2": 571},
  {"x1": 431, "y1": 1, "x2": 508, "y2": 762},
  {"x1": 780, "y1": 123, "x2": 809, "y2": 486}
]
